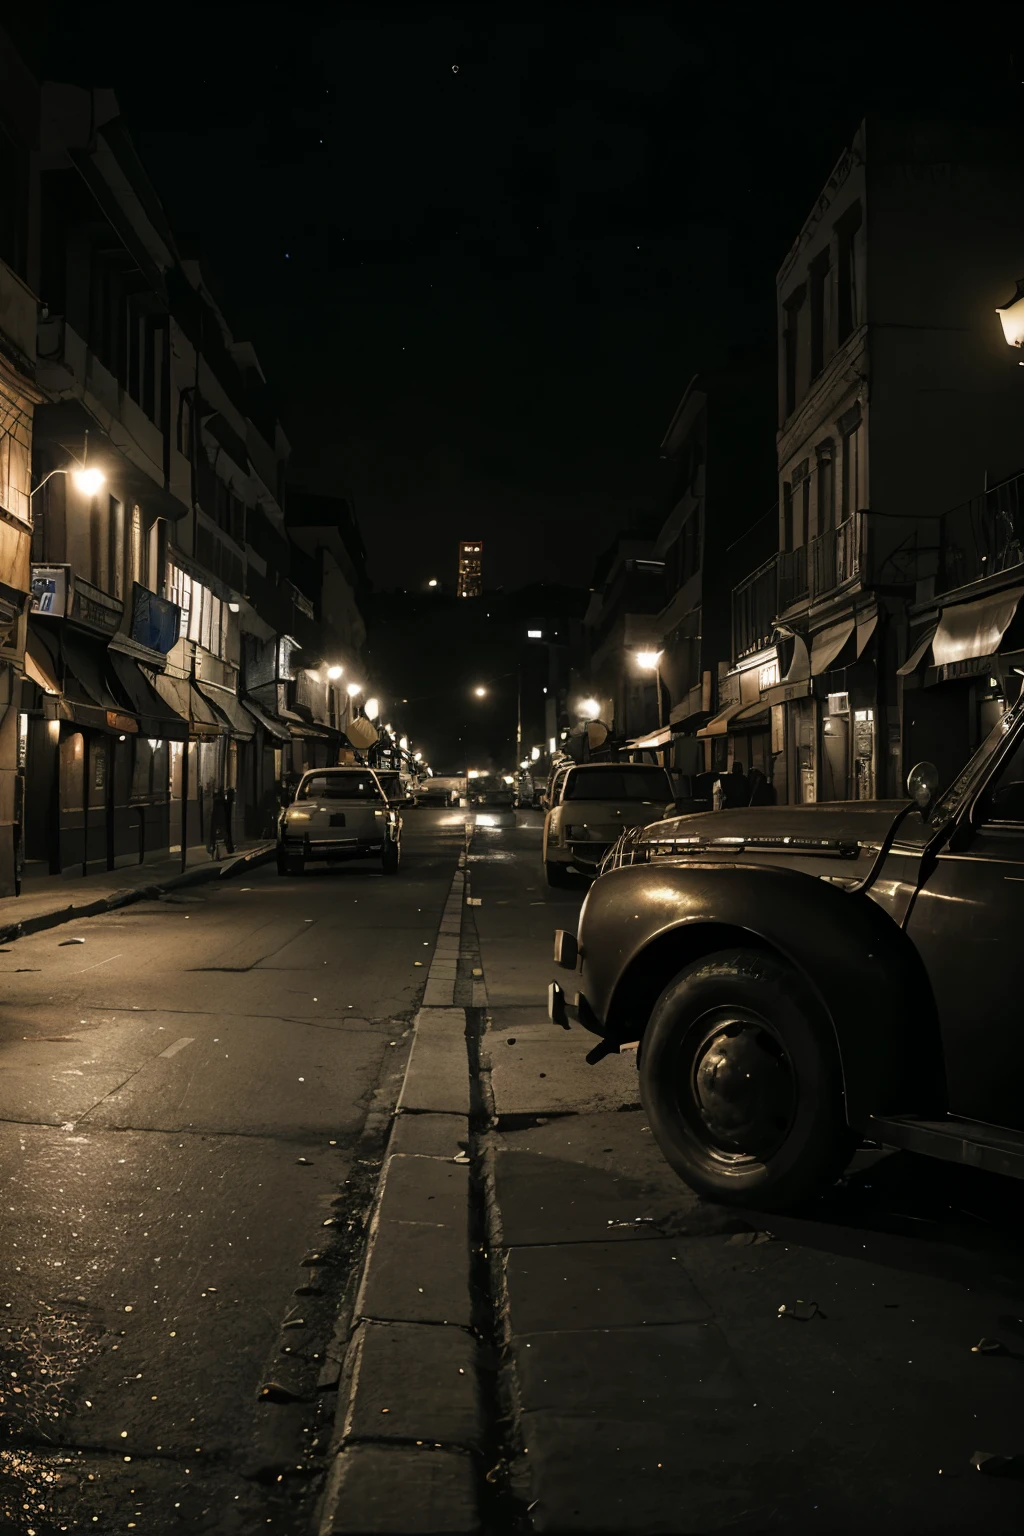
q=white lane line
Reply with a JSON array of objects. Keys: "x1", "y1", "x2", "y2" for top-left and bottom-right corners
[
  {"x1": 72, "y1": 953, "x2": 123, "y2": 973},
  {"x1": 158, "y1": 1036, "x2": 195, "y2": 1058}
]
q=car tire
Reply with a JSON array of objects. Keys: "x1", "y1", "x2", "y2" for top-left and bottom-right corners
[
  {"x1": 545, "y1": 859, "x2": 573, "y2": 888},
  {"x1": 638, "y1": 948, "x2": 854, "y2": 1211},
  {"x1": 382, "y1": 840, "x2": 401, "y2": 876}
]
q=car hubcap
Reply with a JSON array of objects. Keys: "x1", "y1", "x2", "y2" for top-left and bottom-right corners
[{"x1": 684, "y1": 1014, "x2": 795, "y2": 1160}]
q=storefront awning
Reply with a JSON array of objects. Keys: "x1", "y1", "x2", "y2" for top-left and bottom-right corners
[
  {"x1": 194, "y1": 680, "x2": 255, "y2": 740},
  {"x1": 25, "y1": 627, "x2": 61, "y2": 694},
  {"x1": 628, "y1": 725, "x2": 673, "y2": 749},
  {"x1": 240, "y1": 696, "x2": 292, "y2": 742},
  {"x1": 732, "y1": 702, "x2": 770, "y2": 727},
  {"x1": 897, "y1": 623, "x2": 938, "y2": 677},
  {"x1": 697, "y1": 700, "x2": 750, "y2": 738},
  {"x1": 811, "y1": 619, "x2": 856, "y2": 675},
  {"x1": 781, "y1": 633, "x2": 811, "y2": 685},
  {"x1": 107, "y1": 651, "x2": 188, "y2": 741},
  {"x1": 931, "y1": 587, "x2": 1024, "y2": 668},
  {"x1": 149, "y1": 671, "x2": 225, "y2": 737}
]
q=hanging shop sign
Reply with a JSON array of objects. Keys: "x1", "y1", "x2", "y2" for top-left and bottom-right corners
[{"x1": 30, "y1": 564, "x2": 123, "y2": 636}]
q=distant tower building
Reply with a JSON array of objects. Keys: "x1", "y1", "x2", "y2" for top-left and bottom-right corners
[{"x1": 457, "y1": 540, "x2": 483, "y2": 598}]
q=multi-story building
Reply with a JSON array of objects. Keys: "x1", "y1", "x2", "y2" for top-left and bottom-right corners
[
  {"x1": 456, "y1": 540, "x2": 482, "y2": 598},
  {"x1": 0, "y1": 34, "x2": 43, "y2": 893},
  {"x1": 733, "y1": 114, "x2": 1024, "y2": 803},
  {"x1": 11, "y1": 48, "x2": 368, "y2": 881},
  {"x1": 582, "y1": 534, "x2": 666, "y2": 743}
]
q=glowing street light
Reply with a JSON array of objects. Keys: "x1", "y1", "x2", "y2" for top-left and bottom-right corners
[
  {"x1": 346, "y1": 682, "x2": 363, "y2": 698},
  {"x1": 414, "y1": 751, "x2": 423, "y2": 762},
  {"x1": 399, "y1": 735, "x2": 409, "y2": 751},
  {"x1": 428, "y1": 579, "x2": 438, "y2": 588},
  {"x1": 997, "y1": 278, "x2": 1024, "y2": 354},
  {"x1": 364, "y1": 697, "x2": 379, "y2": 720},
  {"x1": 530, "y1": 745, "x2": 541, "y2": 761},
  {"x1": 473, "y1": 686, "x2": 487, "y2": 698},
  {"x1": 327, "y1": 665, "x2": 344, "y2": 681},
  {"x1": 577, "y1": 697, "x2": 600, "y2": 720},
  {"x1": 633, "y1": 649, "x2": 663, "y2": 671},
  {"x1": 30, "y1": 461, "x2": 106, "y2": 500}
]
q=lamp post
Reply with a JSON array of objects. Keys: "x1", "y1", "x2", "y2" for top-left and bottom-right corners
[
  {"x1": 996, "y1": 279, "x2": 1024, "y2": 360},
  {"x1": 633, "y1": 650, "x2": 664, "y2": 730}
]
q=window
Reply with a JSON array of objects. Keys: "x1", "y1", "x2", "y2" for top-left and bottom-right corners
[
  {"x1": 837, "y1": 203, "x2": 863, "y2": 343},
  {"x1": 841, "y1": 420, "x2": 863, "y2": 520},
  {"x1": 109, "y1": 496, "x2": 124, "y2": 599},
  {"x1": 801, "y1": 477, "x2": 812, "y2": 546},
  {"x1": 178, "y1": 393, "x2": 192, "y2": 457},
  {"x1": 783, "y1": 295, "x2": 800, "y2": 418},
  {"x1": 809, "y1": 250, "x2": 832, "y2": 377},
  {"x1": 816, "y1": 443, "x2": 835, "y2": 534},
  {"x1": 791, "y1": 462, "x2": 810, "y2": 547},
  {"x1": 782, "y1": 482, "x2": 794, "y2": 551},
  {"x1": 563, "y1": 768, "x2": 673, "y2": 802},
  {"x1": 130, "y1": 505, "x2": 144, "y2": 586},
  {"x1": 90, "y1": 493, "x2": 108, "y2": 592},
  {"x1": 297, "y1": 771, "x2": 384, "y2": 802},
  {"x1": 167, "y1": 560, "x2": 228, "y2": 657}
]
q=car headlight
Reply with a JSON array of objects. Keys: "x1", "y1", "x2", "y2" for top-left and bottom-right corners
[
  {"x1": 286, "y1": 811, "x2": 310, "y2": 822},
  {"x1": 374, "y1": 809, "x2": 384, "y2": 817}
]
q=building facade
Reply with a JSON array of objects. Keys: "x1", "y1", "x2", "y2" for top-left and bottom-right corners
[
  {"x1": 728, "y1": 115, "x2": 1024, "y2": 803},
  {"x1": 456, "y1": 540, "x2": 482, "y2": 598}
]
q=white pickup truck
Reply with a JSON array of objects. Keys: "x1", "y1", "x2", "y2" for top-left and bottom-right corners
[{"x1": 277, "y1": 767, "x2": 402, "y2": 876}]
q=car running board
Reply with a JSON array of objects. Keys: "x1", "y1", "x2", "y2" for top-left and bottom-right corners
[{"x1": 867, "y1": 1114, "x2": 1024, "y2": 1180}]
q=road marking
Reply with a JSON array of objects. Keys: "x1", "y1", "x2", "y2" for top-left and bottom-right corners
[{"x1": 158, "y1": 1036, "x2": 195, "y2": 1058}]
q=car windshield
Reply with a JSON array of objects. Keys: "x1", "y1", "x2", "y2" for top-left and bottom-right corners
[
  {"x1": 297, "y1": 773, "x2": 383, "y2": 802},
  {"x1": 928, "y1": 693, "x2": 1024, "y2": 829},
  {"x1": 376, "y1": 775, "x2": 401, "y2": 796},
  {"x1": 564, "y1": 768, "x2": 672, "y2": 801}
]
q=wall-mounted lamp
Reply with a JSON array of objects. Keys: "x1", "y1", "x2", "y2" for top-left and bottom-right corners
[{"x1": 997, "y1": 278, "x2": 1024, "y2": 360}]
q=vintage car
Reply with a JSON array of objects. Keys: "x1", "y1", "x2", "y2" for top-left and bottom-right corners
[
  {"x1": 277, "y1": 767, "x2": 401, "y2": 875},
  {"x1": 416, "y1": 774, "x2": 465, "y2": 807},
  {"x1": 542, "y1": 761, "x2": 676, "y2": 886},
  {"x1": 467, "y1": 772, "x2": 515, "y2": 808},
  {"x1": 550, "y1": 697, "x2": 1024, "y2": 1210}
]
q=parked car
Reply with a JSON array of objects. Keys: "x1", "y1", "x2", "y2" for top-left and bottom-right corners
[
  {"x1": 467, "y1": 772, "x2": 515, "y2": 808},
  {"x1": 416, "y1": 775, "x2": 465, "y2": 807},
  {"x1": 539, "y1": 760, "x2": 572, "y2": 811},
  {"x1": 542, "y1": 761, "x2": 676, "y2": 886},
  {"x1": 277, "y1": 767, "x2": 401, "y2": 875},
  {"x1": 550, "y1": 697, "x2": 1024, "y2": 1211}
]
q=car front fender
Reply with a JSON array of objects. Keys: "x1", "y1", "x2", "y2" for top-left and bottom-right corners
[{"x1": 580, "y1": 860, "x2": 943, "y2": 1126}]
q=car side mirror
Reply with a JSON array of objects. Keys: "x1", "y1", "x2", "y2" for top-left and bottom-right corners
[{"x1": 906, "y1": 761, "x2": 940, "y2": 819}]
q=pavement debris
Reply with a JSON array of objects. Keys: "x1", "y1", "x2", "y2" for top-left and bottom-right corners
[
  {"x1": 59, "y1": 937, "x2": 86, "y2": 945},
  {"x1": 258, "y1": 1381, "x2": 304, "y2": 1404},
  {"x1": 971, "y1": 1338, "x2": 1008, "y2": 1355},
  {"x1": 777, "y1": 1300, "x2": 826, "y2": 1321}
]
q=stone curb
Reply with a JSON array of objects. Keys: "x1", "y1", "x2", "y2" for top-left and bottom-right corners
[
  {"x1": 318, "y1": 848, "x2": 483, "y2": 1536},
  {"x1": 0, "y1": 842, "x2": 276, "y2": 947}
]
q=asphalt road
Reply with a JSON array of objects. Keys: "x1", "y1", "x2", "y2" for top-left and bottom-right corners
[{"x1": 0, "y1": 807, "x2": 466, "y2": 1535}]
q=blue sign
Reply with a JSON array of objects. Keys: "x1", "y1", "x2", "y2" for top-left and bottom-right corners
[{"x1": 130, "y1": 583, "x2": 180, "y2": 655}]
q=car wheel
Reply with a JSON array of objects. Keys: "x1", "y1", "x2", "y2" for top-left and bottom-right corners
[
  {"x1": 545, "y1": 859, "x2": 573, "y2": 888},
  {"x1": 638, "y1": 948, "x2": 854, "y2": 1211},
  {"x1": 382, "y1": 840, "x2": 401, "y2": 875}
]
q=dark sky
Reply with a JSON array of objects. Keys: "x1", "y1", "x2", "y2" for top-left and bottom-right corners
[{"x1": 14, "y1": 4, "x2": 1013, "y2": 592}]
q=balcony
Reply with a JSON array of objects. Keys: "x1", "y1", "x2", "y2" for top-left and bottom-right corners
[
  {"x1": 732, "y1": 555, "x2": 779, "y2": 661},
  {"x1": 938, "y1": 471, "x2": 1024, "y2": 595},
  {"x1": 809, "y1": 513, "x2": 864, "y2": 599},
  {"x1": 777, "y1": 545, "x2": 808, "y2": 611}
]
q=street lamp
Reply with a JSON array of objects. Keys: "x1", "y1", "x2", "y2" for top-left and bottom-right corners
[
  {"x1": 364, "y1": 697, "x2": 379, "y2": 720},
  {"x1": 31, "y1": 462, "x2": 106, "y2": 500},
  {"x1": 633, "y1": 649, "x2": 665, "y2": 729},
  {"x1": 428, "y1": 579, "x2": 438, "y2": 588},
  {"x1": 399, "y1": 735, "x2": 409, "y2": 751},
  {"x1": 347, "y1": 682, "x2": 362, "y2": 698},
  {"x1": 576, "y1": 697, "x2": 600, "y2": 720},
  {"x1": 473, "y1": 685, "x2": 487, "y2": 698},
  {"x1": 327, "y1": 665, "x2": 343, "y2": 680}
]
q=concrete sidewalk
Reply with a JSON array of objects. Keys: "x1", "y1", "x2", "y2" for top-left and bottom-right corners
[
  {"x1": 467, "y1": 815, "x2": 1024, "y2": 1536},
  {"x1": 0, "y1": 838, "x2": 276, "y2": 943}
]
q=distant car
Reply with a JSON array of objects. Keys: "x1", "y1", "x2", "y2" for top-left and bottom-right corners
[
  {"x1": 542, "y1": 761, "x2": 676, "y2": 886},
  {"x1": 277, "y1": 767, "x2": 401, "y2": 875},
  {"x1": 468, "y1": 773, "x2": 515, "y2": 808},
  {"x1": 513, "y1": 773, "x2": 537, "y2": 808},
  {"x1": 416, "y1": 775, "x2": 464, "y2": 807},
  {"x1": 375, "y1": 770, "x2": 415, "y2": 808},
  {"x1": 552, "y1": 695, "x2": 1024, "y2": 1211}
]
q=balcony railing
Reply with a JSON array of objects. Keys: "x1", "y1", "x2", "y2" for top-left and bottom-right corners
[
  {"x1": 809, "y1": 513, "x2": 864, "y2": 599},
  {"x1": 732, "y1": 555, "x2": 779, "y2": 661},
  {"x1": 938, "y1": 472, "x2": 1024, "y2": 595},
  {"x1": 777, "y1": 545, "x2": 808, "y2": 611}
]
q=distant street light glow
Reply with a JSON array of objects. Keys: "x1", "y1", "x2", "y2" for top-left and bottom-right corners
[
  {"x1": 428, "y1": 579, "x2": 438, "y2": 588},
  {"x1": 399, "y1": 736, "x2": 409, "y2": 750},
  {"x1": 577, "y1": 698, "x2": 600, "y2": 720},
  {"x1": 474, "y1": 686, "x2": 487, "y2": 697},
  {"x1": 531, "y1": 746, "x2": 541, "y2": 761},
  {"x1": 346, "y1": 682, "x2": 363, "y2": 697},
  {"x1": 327, "y1": 665, "x2": 343, "y2": 680},
  {"x1": 364, "y1": 697, "x2": 379, "y2": 720},
  {"x1": 527, "y1": 629, "x2": 542, "y2": 639}
]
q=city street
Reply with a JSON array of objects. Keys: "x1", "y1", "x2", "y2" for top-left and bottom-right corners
[
  {"x1": 0, "y1": 810, "x2": 466, "y2": 1534},
  {"x1": 3, "y1": 808, "x2": 1024, "y2": 1534}
]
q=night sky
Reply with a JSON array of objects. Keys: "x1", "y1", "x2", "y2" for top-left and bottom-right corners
[{"x1": 14, "y1": 5, "x2": 1011, "y2": 593}]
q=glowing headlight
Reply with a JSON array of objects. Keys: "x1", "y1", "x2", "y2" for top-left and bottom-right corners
[
  {"x1": 286, "y1": 811, "x2": 310, "y2": 822},
  {"x1": 374, "y1": 809, "x2": 384, "y2": 817}
]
